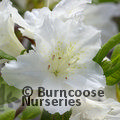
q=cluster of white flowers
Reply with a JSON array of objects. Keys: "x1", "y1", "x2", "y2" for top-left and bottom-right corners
[{"x1": 0, "y1": 0, "x2": 120, "y2": 119}]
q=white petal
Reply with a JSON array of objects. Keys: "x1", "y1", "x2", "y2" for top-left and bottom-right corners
[
  {"x1": 104, "y1": 99, "x2": 120, "y2": 116},
  {"x1": 105, "y1": 115, "x2": 120, "y2": 120},
  {"x1": 34, "y1": 18, "x2": 66, "y2": 57},
  {"x1": 84, "y1": 3, "x2": 119, "y2": 44},
  {"x1": 41, "y1": 77, "x2": 73, "y2": 115},
  {"x1": 1, "y1": 0, "x2": 33, "y2": 39},
  {"x1": 0, "y1": 17, "x2": 19, "y2": 57},
  {"x1": 70, "y1": 98, "x2": 120, "y2": 120},
  {"x1": 22, "y1": 0, "x2": 92, "y2": 39},
  {"x1": 35, "y1": 18, "x2": 101, "y2": 62},
  {"x1": 70, "y1": 98, "x2": 110, "y2": 120},
  {"x1": 53, "y1": 0, "x2": 91, "y2": 21},
  {"x1": 65, "y1": 61, "x2": 105, "y2": 90},
  {"x1": 22, "y1": 7, "x2": 51, "y2": 39},
  {"x1": 0, "y1": 0, "x2": 24, "y2": 60},
  {"x1": 2, "y1": 51, "x2": 49, "y2": 90},
  {"x1": 73, "y1": 25, "x2": 101, "y2": 64},
  {"x1": 24, "y1": 7, "x2": 51, "y2": 28}
]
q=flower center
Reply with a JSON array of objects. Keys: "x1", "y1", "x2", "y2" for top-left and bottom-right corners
[
  {"x1": 47, "y1": 41, "x2": 82, "y2": 79},
  {"x1": 54, "y1": 70, "x2": 59, "y2": 76}
]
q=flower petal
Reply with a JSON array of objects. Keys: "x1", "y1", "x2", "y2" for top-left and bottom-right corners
[
  {"x1": 2, "y1": 51, "x2": 49, "y2": 90},
  {"x1": 0, "y1": 0, "x2": 24, "y2": 60},
  {"x1": 65, "y1": 61, "x2": 105, "y2": 90},
  {"x1": 84, "y1": 3, "x2": 120, "y2": 44},
  {"x1": 70, "y1": 98, "x2": 120, "y2": 120},
  {"x1": 53, "y1": 0, "x2": 91, "y2": 21},
  {"x1": 41, "y1": 77, "x2": 74, "y2": 115}
]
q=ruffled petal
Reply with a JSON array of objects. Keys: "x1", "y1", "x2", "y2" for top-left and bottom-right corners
[
  {"x1": 70, "y1": 98, "x2": 120, "y2": 120},
  {"x1": 41, "y1": 77, "x2": 74, "y2": 115},
  {"x1": 53, "y1": 0, "x2": 91, "y2": 21},
  {"x1": 65, "y1": 61, "x2": 105, "y2": 90},
  {"x1": 84, "y1": 3, "x2": 120, "y2": 44},
  {"x1": 2, "y1": 51, "x2": 49, "y2": 90},
  {"x1": 0, "y1": 0, "x2": 24, "y2": 63}
]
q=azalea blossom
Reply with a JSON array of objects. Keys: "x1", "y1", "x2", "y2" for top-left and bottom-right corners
[
  {"x1": 84, "y1": 3, "x2": 120, "y2": 44},
  {"x1": 0, "y1": 0, "x2": 26, "y2": 63},
  {"x1": 21, "y1": 0, "x2": 120, "y2": 44},
  {"x1": 21, "y1": 1, "x2": 120, "y2": 45},
  {"x1": 2, "y1": 15, "x2": 105, "y2": 114},
  {"x1": 20, "y1": 0, "x2": 92, "y2": 39},
  {"x1": 70, "y1": 98, "x2": 120, "y2": 120}
]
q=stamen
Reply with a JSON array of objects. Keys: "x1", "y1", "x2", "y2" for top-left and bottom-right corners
[
  {"x1": 68, "y1": 63, "x2": 70, "y2": 66},
  {"x1": 71, "y1": 58, "x2": 79, "y2": 65},
  {"x1": 65, "y1": 77, "x2": 67, "y2": 80},
  {"x1": 48, "y1": 65, "x2": 50, "y2": 70},
  {"x1": 52, "y1": 55, "x2": 55, "y2": 60},
  {"x1": 58, "y1": 57, "x2": 62, "y2": 59},
  {"x1": 54, "y1": 70, "x2": 59, "y2": 76}
]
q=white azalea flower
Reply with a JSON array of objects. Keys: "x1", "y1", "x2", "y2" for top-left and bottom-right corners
[
  {"x1": 0, "y1": 0, "x2": 25, "y2": 63},
  {"x1": 84, "y1": 3, "x2": 120, "y2": 44},
  {"x1": 70, "y1": 98, "x2": 120, "y2": 120},
  {"x1": 21, "y1": 0, "x2": 91, "y2": 39},
  {"x1": 2, "y1": 17, "x2": 105, "y2": 114},
  {"x1": 21, "y1": 1, "x2": 120, "y2": 45},
  {"x1": 52, "y1": 0, "x2": 91, "y2": 21}
]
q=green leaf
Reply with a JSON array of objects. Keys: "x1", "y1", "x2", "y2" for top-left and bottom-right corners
[
  {"x1": 0, "y1": 49, "x2": 17, "y2": 61},
  {"x1": 94, "y1": 33, "x2": 120, "y2": 86},
  {"x1": 111, "y1": 44, "x2": 120, "y2": 61},
  {"x1": 40, "y1": 109, "x2": 72, "y2": 120},
  {"x1": 93, "y1": 33, "x2": 120, "y2": 65},
  {"x1": 0, "y1": 109, "x2": 15, "y2": 120},
  {"x1": 20, "y1": 106, "x2": 41, "y2": 120},
  {"x1": 101, "y1": 60, "x2": 116, "y2": 85},
  {"x1": 0, "y1": 77, "x2": 22, "y2": 105},
  {"x1": 20, "y1": 49, "x2": 27, "y2": 55},
  {"x1": 92, "y1": 0, "x2": 119, "y2": 4},
  {"x1": 101, "y1": 45, "x2": 120, "y2": 85}
]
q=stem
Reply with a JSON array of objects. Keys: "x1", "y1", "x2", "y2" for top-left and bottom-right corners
[
  {"x1": 39, "y1": 109, "x2": 43, "y2": 120},
  {"x1": 116, "y1": 83, "x2": 120, "y2": 102},
  {"x1": 14, "y1": 104, "x2": 26, "y2": 119},
  {"x1": 47, "y1": 0, "x2": 50, "y2": 8}
]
